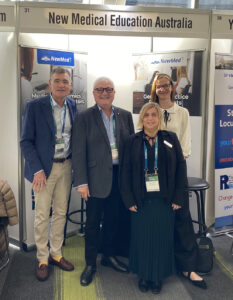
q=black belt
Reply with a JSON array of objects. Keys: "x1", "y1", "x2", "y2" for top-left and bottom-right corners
[{"x1": 53, "y1": 155, "x2": 71, "y2": 163}]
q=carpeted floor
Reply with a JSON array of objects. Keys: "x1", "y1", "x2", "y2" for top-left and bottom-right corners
[
  {"x1": 0, "y1": 234, "x2": 232, "y2": 300},
  {"x1": 0, "y1": 250, "x2": 54, "y2": 300}
]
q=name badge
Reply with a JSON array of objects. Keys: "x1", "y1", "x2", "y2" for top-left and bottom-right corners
[
  {"x1": 55, "y1": 138, "x2": 65, "y2": 153},
  {"x1": 111, "y1": 143, "x2": 118, "y2": 160},
  {"x1": 145, "y1": 172, "x2": 160, "y2": 192},
  {"x1": 164, "y1": 140, "x2": 173, "y2": 148}
]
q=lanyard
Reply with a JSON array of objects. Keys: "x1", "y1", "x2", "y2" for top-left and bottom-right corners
[
  {"x1": 144, "y1": 135, "x2": 158, "y2": 171},
  {"x1": 50, "y1": 95, "x2": 67, "y2": 135},
  {"x1": 112, "y1": 113, "x2": 116, "y2": 138}
]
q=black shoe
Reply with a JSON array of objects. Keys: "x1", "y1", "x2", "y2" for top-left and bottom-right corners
[
  {"x1": 151, "y1": 280, "x2": 162, "y2": 294},
  {"x1": 138, "y1": 278, "x2": 150, "y2": 293},
  {"x1": 80, "y1": 265, "x2": 96, "y2": 286},
  {"x1": 181, "y1": 272, "x2": 207, "y2": 290},
  {"x1": 101, "y1": 256, "x2": 128, "y2": 273}
]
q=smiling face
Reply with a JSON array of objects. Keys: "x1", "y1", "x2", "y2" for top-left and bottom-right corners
[
  {"x1": 142, "y1": 106, "x2": 160, "y2": 132},
  {"x1": 155, "y1": 77, "x2": 172, "y2": 102},
  {"x1": 93, "y1": 79, "x2": 115, "y2": 111},
  {"x1": 49, "y1": 72, "x2": 72, "y2": 104}
]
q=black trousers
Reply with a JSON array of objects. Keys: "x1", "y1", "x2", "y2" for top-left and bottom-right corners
[
  {"x1": 85, "y1": 165, "x2": 121, "y2": 266},
  {"x1": 174, "y1": 191, "x2": 198, "y2": 272}
]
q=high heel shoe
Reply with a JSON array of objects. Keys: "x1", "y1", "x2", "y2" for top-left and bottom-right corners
[
  {"x1": 181, "y1": 271, "x2": 207, "y2": 289},
  {"x1": 138, "y1": 278, "x2": 150, "y2": 293}
]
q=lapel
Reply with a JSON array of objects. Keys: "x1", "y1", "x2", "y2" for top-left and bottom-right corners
[
  {"x1": 134, "y1": 131, "x2": 144, "y2": 158},
  {"x1": 66, "y1": 98, "x2": 72, "y2": 122},
  {"x1": 66, "y1": 98, "x2": 75, "y2": 125},
  {"x1": 158, "y1": 130, "x2": 170, "y2": 176},
  {"x1": 40, "y1": 96, "x2": 55, "y2": 135},
  {"x1": 114, "y1": 107, "x2": 121, "y2": 149},
  {"x1": 93, "y1": 104, "x2": 111, "y2": 149},
  {"x1": 134, "y1": 131, "x2": 145, "y2": 193}
]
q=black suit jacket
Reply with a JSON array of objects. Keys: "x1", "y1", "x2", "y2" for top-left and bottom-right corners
[
  {"x1": 72, "y1": 104, "x2": 134, "y2": 198},
  {"x1": 120, "y1": 130, "x2": 188, "y2": 209}
]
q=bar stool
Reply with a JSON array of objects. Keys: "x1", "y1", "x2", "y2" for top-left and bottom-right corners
[
  {"x1": 186, "y1": 177, "x2": 210, "y2": 236},
  {"x1": 63, "y1": 187, "x2": 86, "y2": 245}
]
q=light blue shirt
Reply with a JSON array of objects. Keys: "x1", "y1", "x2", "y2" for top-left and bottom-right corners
[
  {"x1": 50, "y1": 95, "x2": 71, "y2": 159},
  {"x1": 98, "y1": 105, "x2": 119, "y2": 165}
]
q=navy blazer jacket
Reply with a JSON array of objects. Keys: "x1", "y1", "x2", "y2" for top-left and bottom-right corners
[
  {"x1": 120, "y1": 130, "x2": 188, "y2": 209},
  {"x1": 20, "y1": 95, "x2": 77, "y2": 182}
]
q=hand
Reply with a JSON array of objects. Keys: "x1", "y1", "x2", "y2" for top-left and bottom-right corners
[
  {"x1": 172, "y1": 203, "x2": 181, "y2": 210},
  {"x1": 77, "y1": 185, "x2": 90, "y2": 201},
  {"x1": 129, "y1": 205, "x2": 137, "y2": 212},
  {"x1": 32, "y1": 171, "x2": 47, "y2": 193}
]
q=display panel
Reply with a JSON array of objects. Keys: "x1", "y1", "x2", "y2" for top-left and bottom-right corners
[
  {"x1": 132, "y1": 50, "x2": 203, "y2": 116},
  {"x1": 214, "y1": 53, "x2": 233, "y2": 230}
]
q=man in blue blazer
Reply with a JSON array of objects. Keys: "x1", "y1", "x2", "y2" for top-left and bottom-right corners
[
  {"x1": 20, "y1": 67, "x2": 77, "y2": 281},
  {"x1": 72, "y1": 77, "x2": 134, "y2": 286}
]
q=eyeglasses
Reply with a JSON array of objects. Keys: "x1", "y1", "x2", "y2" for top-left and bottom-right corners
[
  {"x1": 94, "y1": 87, "x2": 114, "y2": 93},
  {"x1": 156, "y1": 84, "x2": 171, "y2": 90}
]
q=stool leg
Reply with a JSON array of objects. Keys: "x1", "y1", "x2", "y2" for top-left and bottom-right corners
[
  {"x1": 194, "y1": 190, "x2": 202, "y2": 235},
  {"x1": 200, "y1": 190, "x2": 207, "y2": 233}
]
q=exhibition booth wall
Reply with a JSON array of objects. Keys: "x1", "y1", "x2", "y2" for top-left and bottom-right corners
[{"x1": 0, "y1": 2, "x2": 232, "y2": 248}]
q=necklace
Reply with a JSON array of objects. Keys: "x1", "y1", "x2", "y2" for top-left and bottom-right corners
[{"x1": 144, "y1": 135, "x2": 156, "y2": 146}]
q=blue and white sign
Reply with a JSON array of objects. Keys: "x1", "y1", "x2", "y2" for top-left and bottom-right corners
[
  {"x1": 214, "y1": 54, "x2": 233, "y2": 230},
  {"x1": 37, "y1": 49, "x2": 74, "y2": 66},
  {"x1": 215, "y1": 105, "x2": 233, "y2": 170},
  {"x1": 215, "y1": 168, "x2": 233, "y2": 228}
]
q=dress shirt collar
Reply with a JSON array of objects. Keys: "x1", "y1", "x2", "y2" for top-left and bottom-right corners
[
  {"x1": 97, "y1": 104, "x2": 115, "y2": 114},
  {"x1": 50, "y1": 94, "x2": 67, "y2": 108},
  {"x1": 160, "y1": 103, "x2": 175, "y2": 114}
]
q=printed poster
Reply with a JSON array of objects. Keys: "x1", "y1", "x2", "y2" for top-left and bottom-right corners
[
  {"x1": 215, "y1": 54, "x2": 233, "y2": 229},
  {"x1": 132, "y1": 51, "x2": 203, "y2": 116}
]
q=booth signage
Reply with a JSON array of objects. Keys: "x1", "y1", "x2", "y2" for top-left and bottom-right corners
[
  {"x1": 214, "y1": 54, "x2": 233, "y2": 230},
  {"x1": 0, "y1": 5, "x2": 15, "y2": 28},
  {"x1": 19, "y1": 7, "x2": 209, "y2": 37},
  {"x1": 37, "y1": 49, "x2": 74, "y2": 66},
  {"x1": 212, "y1": 14, "x2": 233, "y2": 38}
]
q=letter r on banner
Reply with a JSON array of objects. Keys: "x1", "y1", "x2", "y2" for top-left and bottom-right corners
[{"x1": 220, "y1": 175, "x2": 229, "y2": 190}]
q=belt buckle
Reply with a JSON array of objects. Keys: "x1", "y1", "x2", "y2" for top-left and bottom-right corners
[{"x1": 54, "y1": 158, "x2": 65, "y2": 163}]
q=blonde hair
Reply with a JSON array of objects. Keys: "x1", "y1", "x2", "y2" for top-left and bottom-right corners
[
  {"x1": 150, "y1": 73, "x2": 175, "y2": 103},
  {"x1": 176, "y1": 66, "x2": 190, "y2": 85},
  {"x1": 137, "y1": 102, "x2": 161, "y2": 130}
]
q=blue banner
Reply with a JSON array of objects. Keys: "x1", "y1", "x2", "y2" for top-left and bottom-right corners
[
  {"x1": 37, "y1": 49, "x2": 74, "y2": 66},
  {"x1": 215, "y1": 105, "x2": 233, "y2": 169},
  {"x1": 215, "y1": 55, "x2": 233, "y2": 231}
]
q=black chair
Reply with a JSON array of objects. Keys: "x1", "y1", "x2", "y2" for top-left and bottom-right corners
[
  {"x1": 63, "y1": 187, "x2": 86, "y2": 245},
  {"x1": 186, "y1": 177, "x2": 210, "y2": 236}
]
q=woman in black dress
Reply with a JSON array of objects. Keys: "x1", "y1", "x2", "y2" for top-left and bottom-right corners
[{"x1": 120, "y1": 102, "x2": 187, "y2": 294}]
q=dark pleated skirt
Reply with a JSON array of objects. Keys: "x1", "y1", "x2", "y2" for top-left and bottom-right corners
[{"x1": 129, "y1": 197, "x2": 175, "y2": 281}]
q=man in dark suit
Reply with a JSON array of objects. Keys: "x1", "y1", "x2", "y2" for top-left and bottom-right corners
[
  {"x1": 20, "y1": 67, "x2": 77, "y2": 281},
  {"x1": 72, "y1": 77, "x2": 134, "y2": 286}
]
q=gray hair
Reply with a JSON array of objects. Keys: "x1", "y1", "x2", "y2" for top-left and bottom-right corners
[
  {"x1": 93, "y1": 77, "x2": 115, "y2": 90},
  {"x1": 51, "y1": 67, "x2": 71, "y2": 79}
]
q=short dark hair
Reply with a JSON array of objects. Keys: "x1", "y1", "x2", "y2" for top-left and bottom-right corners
[{"x1": 51, "y1": 67, "x2": 71, "y2": 79}]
